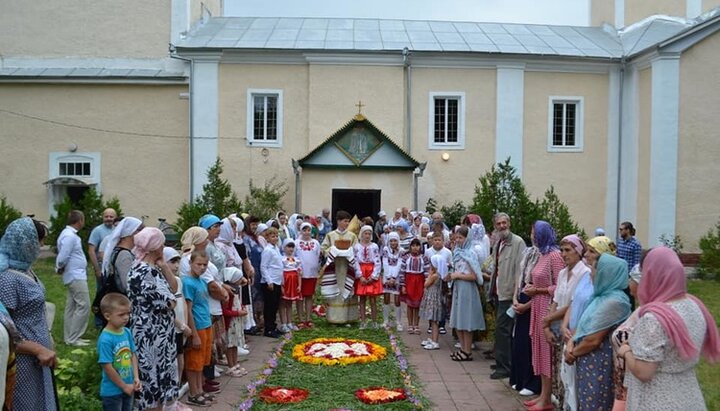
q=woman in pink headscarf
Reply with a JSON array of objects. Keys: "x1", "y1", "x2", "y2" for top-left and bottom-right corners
[
  {"x1": 617, "y1": 247, "x2": 720, "y2": 411},
  {"x1": 127, "y1": 227, "x2": 179, "y2": 411}
]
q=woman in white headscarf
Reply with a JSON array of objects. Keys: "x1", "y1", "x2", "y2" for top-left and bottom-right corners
[{"x1": 101, "y1": 216, "x2": 143, "y2": 292}]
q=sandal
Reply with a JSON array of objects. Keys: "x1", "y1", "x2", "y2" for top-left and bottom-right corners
[
  {"x1": 187, "y1": 395, "x2": 211, "y2": 407},
  {"x1": 228, "y1": 367, "x2": 248, "y2": 377},
  {"x1": 201, "y1": 392, "x2": 217, "y2": 403},
  {"x1": 451, "y1": 350, "x2": 473, "y2": 361}
]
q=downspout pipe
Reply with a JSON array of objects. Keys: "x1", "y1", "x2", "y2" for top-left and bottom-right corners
[
  {"x1": 616, "y1": 57, "x2": 626, "y2": 232},
  {"x1": 403, "y1": 47, "x2": 412, "y2": 153},
  {"x1": 413, "y1": 162, "x2": 427, "y2": 211},
  {"x1": 291, "y1": 159, "x2": 301, "y2": 213},
  {"x1": 169, "y1": 49, "x2": 194, "y2": 201}
]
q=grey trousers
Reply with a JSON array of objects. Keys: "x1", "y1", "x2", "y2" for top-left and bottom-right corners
[
  {"x1": 494, "y1": 299, "x2": 513, "y2": 375},
  {"x1": 64, "y1": 279, "x2": 90, "y2": 344}
]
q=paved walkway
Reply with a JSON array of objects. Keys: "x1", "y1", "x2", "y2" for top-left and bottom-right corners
[{"x1": 182, "y1": 329, "x2": 526, "y2": 410}]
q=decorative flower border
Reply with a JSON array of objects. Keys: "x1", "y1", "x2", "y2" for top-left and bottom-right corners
[
  {"x1": 259, "y1": 386, "x2": 309, "y2": 404},
  {"x1": 355, "y1": 386, "x2": 407, "y2": 404},
  {"x1": 292, "y1": 337, "x2": 387, "y2": 366},
  {"x1": 238, "y1": 332, "x2": 292, "y2": 411},
  {"x1": 386, "y1": 329, "x2": 424, "y2": 409}
]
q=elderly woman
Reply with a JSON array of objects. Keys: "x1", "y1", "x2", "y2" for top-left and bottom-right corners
[
  {"x1": 101, "y1": 216, "x2": 143, "y2": 292},
  {"x1": 518, "y1": 221, "x2": 564, "y2": 411},
  {"x1": 0, "y1": 218, "x2": 56, "y2": 411},
  {"x1": 617, "y1": 247, "x2": 720, "y2": 411},
  {"x1": 611, "y1": 263, "x2": 643, "y2": 411},
  {"x1": 565, "y1": 253, "x2": 631, "y2": 411},
  {"x1": 127, "y1": 227, "x2": 178, "y2": 411},
  {"x1": 541, "y1": 234, "x2": 589, "y2": 411}
]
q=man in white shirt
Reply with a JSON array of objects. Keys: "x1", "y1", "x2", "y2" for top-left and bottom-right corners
[{"x1": 55, "y1": 210, "x2": 90, "y2": 346}]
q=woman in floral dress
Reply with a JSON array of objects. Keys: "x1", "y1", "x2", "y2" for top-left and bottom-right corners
[{"x1": 127, "y1": 228, "x2": 178, "y2": 411}]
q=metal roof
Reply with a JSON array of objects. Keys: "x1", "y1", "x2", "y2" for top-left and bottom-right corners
[
  {"x1": 176, "y1": 17, "x2": 625, "y2": 58},
  {"x1": 0, "y1": 66, "x2": 186, "y2": 79}
]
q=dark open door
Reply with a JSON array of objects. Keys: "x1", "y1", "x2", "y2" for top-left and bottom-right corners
[{"x1": 331, "y1": 189, "x2": 381, "y2": 228}]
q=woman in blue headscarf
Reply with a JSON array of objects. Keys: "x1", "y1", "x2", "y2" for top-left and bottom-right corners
[
  {"x1": 0, "y1": 217, "x2": 58, "y2": 410},
  {"x1": 565, "y1": 253, "x2": 631, "y2": 411}
]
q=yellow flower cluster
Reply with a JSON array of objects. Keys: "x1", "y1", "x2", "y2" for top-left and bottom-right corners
[{"x1": 292, "y1": 337, "x2": 387, "y2": 366}]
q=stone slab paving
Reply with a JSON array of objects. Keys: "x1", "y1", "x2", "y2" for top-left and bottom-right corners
[{"x1": 180, "y1": 330, "x2": 527, "y2": 410}]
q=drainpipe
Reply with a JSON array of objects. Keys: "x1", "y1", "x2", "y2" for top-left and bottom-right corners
[
  {"x1": 403, "y1": 47, "x2": 412, "y2": 153},
  {"x1": 169, "y1": 49, "x2": 194, "y2": 201},
  {"x1": 616, "y1": 57, "x2": 626, "y2": 232},
  {"x1": 291, "y1": 159, "x2": 301, "y2": 213},
  {"x1": 412, "y1": 162, "x2": 427, "y2": 210}
]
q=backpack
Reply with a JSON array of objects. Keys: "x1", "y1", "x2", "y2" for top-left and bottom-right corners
[{"x1": 91, "y1": 247, "x2": 132, "y2": 322}]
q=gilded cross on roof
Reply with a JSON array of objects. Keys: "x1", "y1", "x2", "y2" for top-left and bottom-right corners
[{"x1": 355, "y1": 100, "x2": 365, "y2": 114}]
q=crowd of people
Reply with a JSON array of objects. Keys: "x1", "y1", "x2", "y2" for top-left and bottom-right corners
[{"x1": 0, "y1": 206, "x2": 716, "y2": 410}]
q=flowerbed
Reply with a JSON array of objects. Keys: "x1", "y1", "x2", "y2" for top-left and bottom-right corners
[
  {"x1": 355, "y1": 387, "x2": 407, "y2": 404},
  {"x1": 292, "y1": 337, "x2": 387, "y2": 366},
  {"x1": 259, "y1": 386, "x2": 309, "y2": 404}
]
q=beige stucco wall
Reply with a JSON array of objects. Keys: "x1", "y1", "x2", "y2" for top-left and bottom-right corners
[
  {"x1": 409, "y1": 67, "x2": 497, "y2": 209},
  {"x1": 522, "y1": 71, "x2": 609, "y2": 235},
  {"x1": 636, "y1": 68, "x2": 652, "y2": 246},
  {"x1": 590, "y1": 0, "x2": 615, "y2": 26},
  {"x1": 703, "y1": 0, "x2": 720, "y2": 12},
  {"x1": 625, "y1": 0, "x2": 686, "y2": 25},
  {"x1": 0, "y1": 1, "x2": 170, "y2": 57},
  {"x1": 0, "y1": 84, "x2": 189, "y2": 225},
  {"x1": 678, "y1": 33, "x2": 720, "y2": 252},
  {"x1": 300, "y1": 169, "x2": 413, "y2": 216},
  {"x1": 191, "y1": 0, "x2": 223, "y2": 27}
]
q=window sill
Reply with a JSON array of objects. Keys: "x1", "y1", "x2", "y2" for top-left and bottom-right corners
[
  {"x1": 428, "y1": 144, "x2": 465, "y2": 151},
  {"x1": 547, "y1": 146, "x2": 583, "y2": 153},
  {"x1": 247, "y1": 140, "x2": 282, "y2": 148}
]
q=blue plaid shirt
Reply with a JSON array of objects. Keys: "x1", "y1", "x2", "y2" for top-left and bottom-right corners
[{"x1": 616, "y1": 236, "x2": 642, "y2": 273}]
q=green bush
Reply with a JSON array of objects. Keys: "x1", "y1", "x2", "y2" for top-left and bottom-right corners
[
  {"x1": 55, "y1": 347, "x2": 102, "y2": 410},
  {"x1": 698, "y1": 221, "x2": 720, "y2": 280},
  {"x1": 47, "y1": 189, "x2": 123, "y2": 251},
  {"x1": 176, "y1": 158, "x2": 243, "y2": 233},
  {"x1": 0, "y1": 195, "x2": 22, "y2": 237},
  {"x1": 469, "y1": 158, "x2": 583, "y2": 243},
  {"x1": 242, "y1": 176, "x2": 288, "y2": 222}
]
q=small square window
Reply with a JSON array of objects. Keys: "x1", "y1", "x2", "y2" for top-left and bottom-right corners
[{"x1": 548, "y1": 97, "x2": 583, "y2": 152}]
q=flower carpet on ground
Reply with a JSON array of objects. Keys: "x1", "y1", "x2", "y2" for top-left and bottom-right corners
[{"x1": 238, "y1": 321, "x2": 427, "y2": 410}]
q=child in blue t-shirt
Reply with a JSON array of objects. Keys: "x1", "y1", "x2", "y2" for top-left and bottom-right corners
[{"x1": 97, "y1": 293, "x2": 141, "y2": 411}]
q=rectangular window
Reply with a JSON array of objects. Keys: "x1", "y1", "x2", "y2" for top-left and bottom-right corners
[
  {"x1": 58, "y1": 161, "x2": 92, "y2": 177},
  {"x1": 428, "y1": 92, "x2": 465, "y2": 149},
  {"x1": 247, "y1": 89, "x2": 283, "y2": 147},
  {"x1": 548, "y1": 97, "x2": 583, "y2": 152}
]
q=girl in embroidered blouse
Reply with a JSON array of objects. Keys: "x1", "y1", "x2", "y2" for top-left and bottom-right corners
[
  {"x1": 354, "y1": 226, "x2": 383, "y2": 328},
  {"x1": 382, "y1": 232, "x2": 404, "y2": 331},
  {"x1": 400, "y1": 238, "x2": 430, "y2": 334}
]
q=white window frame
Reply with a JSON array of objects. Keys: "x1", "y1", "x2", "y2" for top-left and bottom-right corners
[
  {"x1": 428, "y1": 91, "x2": 465, "y2": 150},
  {"x1": 246, "y1": 88, "x2": 283, "y2": 147},
  {"x1": 47, "y1": 152, "x2": 101, "y2": 217},
  {"x1": 547, "y1": 96, "x2": 584, "y2": 152}
]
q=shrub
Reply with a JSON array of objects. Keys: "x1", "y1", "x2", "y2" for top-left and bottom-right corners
[
  {"x1": 176, "y1": 158, "x2": 243, "y2": 233},
  {"x1": 698, "y1": 221, "x2": 720, "y2": 280},
  {"x1": 55, "y1": 347, "x2": 102, "y2": 410},
  {"x1": 0, "y1": 195, "x2": 22, "y2": 237},
  {"x1": 242, "y1": 177, "x2": 288, "y2": 221},
  {"x1": 47, "y1": 189, "x2": 123, "y2": 250},
  {"x1": 658, "y1": 233, "x2": 684, "y2": 256},
  {"x1": 537, "y1": 186, "x2": 586, "y2": 240}
]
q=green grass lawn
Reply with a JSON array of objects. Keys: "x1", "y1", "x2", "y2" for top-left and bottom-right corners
[
  {"x1": 248, "y1": 323, "x2": 427, "y2": 410},
  {"x1": 688, "y1": 279, "x2": 720, "y2": 411}
]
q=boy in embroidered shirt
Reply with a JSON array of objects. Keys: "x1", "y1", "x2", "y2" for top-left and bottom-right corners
[
  {"x1": 424, "y1": 232, "x2": 452, "y2": 335},
  {"x1": 97, "y1": 293, "x2": 141, "y2": 411}
]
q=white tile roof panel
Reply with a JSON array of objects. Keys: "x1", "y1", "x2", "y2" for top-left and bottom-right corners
[{"x1": 176, "y1": 15, "x2": 714, "y2": 59}]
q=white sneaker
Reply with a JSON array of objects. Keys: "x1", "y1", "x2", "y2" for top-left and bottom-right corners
[
  {"x1": 421, "y1": 339, "x2": 432, "y2": 346},
  {"x1": 237, "y1": 347, "x2": 250, "y2": 356},
  {"x1": 423, "y1": 341, "x2": 440, "y2": 350},
  {"x1": 454, "y1": 341, "x2": 461, "y2": 348},
  {"x1": 396, "y1": 324, "x2": 404, "y2": 332},
  {"x1": 519, "y1": 388, "x2": 535, "y2": 396},
  {"x1": 278, "y1": 324, "x2": 289, "y2": 333},
  {"x1": 290, "y1": 323, "x2": 299, "y2": 331}
]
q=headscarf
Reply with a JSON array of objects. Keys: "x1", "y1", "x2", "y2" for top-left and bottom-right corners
[
  {"x1": 395, "y1": 219, "x2": 410, "y2": 233},
  {"x1": 464, "y1": 214, "x2": 481, "y2": 225},
  {"x1": 0, "y1": 217, "x2": 39, "y2": 272},
  {"x1": 102, "y1": 216, "x2": 142, "y2": 274},
  {"x1": 223, "y1": 266, "x2": 244, "y2": 283},
  {"x1": 300, "y1": 222, "x2": 312, "y2": 232},
  {"x1": 256, "y1": 223, "x2": 268, "y2": 236},
  {"x1": 133, "y1": 227, "x2": 165, "y2": 263},
  {"x1": 520, "y1": 246, "x2": 541, "y2": 286},
  {"x1": 421, "y1": 216, "x2": 430, "y2": 226},
  {"x1": 217, "y1": 218, "x2": 235, "y2": 245},
  {"x1": 430, "y1": 254, "x2": 448, "y2": 280},
  {"x1": 586, "y1": 236, "x2": 615, "y2": 255},
  {"x1": 453, "y1": 234, "x2": 483, "y2": 285},
  {"x1": 561, "y1": 234, "x2": 585, "y2": 257},
  {"x1": 163, "y1": 246, "x2": 180, "y2": 263},
  {"x1": 387, "y1": 231, "x2": 400, "y2": 244},
  {"x1": 533, "y1": 220, "x2": 559, "y2": 255},
  {"x1": 638, "y1": 247, "x2": 720, "y2": 362},
  {"x1": 573, "y1": 253, "x2": 631, "y2": 342},
  {"x1": 359, "y1": 225, "x2": 373, "y2": 239},
  {"x1": 231, "y1": 216, "x2": 244, "y2": 245},
  {"x1": 180, "y1": 227, "x2": 208, "y2": 254}
]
